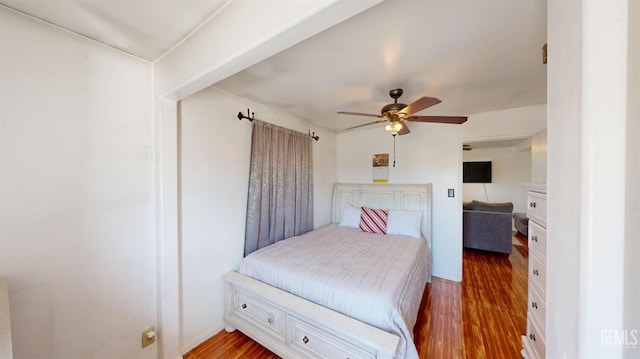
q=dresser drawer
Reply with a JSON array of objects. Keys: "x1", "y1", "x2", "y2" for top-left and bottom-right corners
[
  {"x1": 529, "y1": 251, "x2": 546, "y2": 295},
  {"x1": 528, "y1": 221, "x2": 547, "y2": 259},
  {"x1": 528, "y1": 285, "x2": 546, "y2": 336},
  {"x1": 525, "y1": 312, "x2": 546, "y2": 359},
  {"x1": 289, "y1": 316, "x2": 376, "y2": 359},
  {"x1": 527, "y1": 192, "x2": 547, "y2": 226},
  {"x1": 232, "y1": 289, "x2": 286, "y2": 342}
]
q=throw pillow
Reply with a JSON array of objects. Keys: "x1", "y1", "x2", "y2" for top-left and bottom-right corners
[
  {"x1": 339, "y1": 203, "x2": 361, "y2": 228},
  {"x1": 359, "y1": 207, "x2": 389, "y2": 234},
  {"x1": 387, "y1": 210, "x2": 422, "y2": 238}
]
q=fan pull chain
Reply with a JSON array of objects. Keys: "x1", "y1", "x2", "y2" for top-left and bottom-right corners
[{"x1": 393, "y1": 134, "x2": 396, "y2": 167}]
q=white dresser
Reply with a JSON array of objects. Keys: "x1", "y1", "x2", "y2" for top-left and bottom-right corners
[
  {"x1": 521, "y1": 183, "x2": 547, "y2": 359},
  {"x1": 0, "y1": 278, "x2": 13, "y2": 359}
]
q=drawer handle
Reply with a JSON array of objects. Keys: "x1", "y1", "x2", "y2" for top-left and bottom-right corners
[
  {"x1": 533, "y1": 269, "x2": 539, "y2": 276},
  {"x1": 241, "y1": 303, "x2": 247, "y2": 309},
  {"x1": 532, "y1": 301, "x2": 538, "y2": 309},
  {"x1": 267, "y1": 316, "x2": 274, "y2": 324},
  {"x1": 530, "y1": 333, "x2": 536, "y2": 341},
  {"x1": 532, "y1": 235, "x2": 538, "y2": 242},
  {"x1": 530, "y1": 202, "x2": 537, "y2": 208},
  {"x1": 302, "y1": 336, "x2": 309, "y2": 344}
]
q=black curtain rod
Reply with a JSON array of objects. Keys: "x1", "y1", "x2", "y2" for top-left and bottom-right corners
[
  {"x1": 237, "y1": 109, "x2": 255, "y2": 122},
  {"x1": 237, "y1": 108, "x2": 319, "y2": 142}
]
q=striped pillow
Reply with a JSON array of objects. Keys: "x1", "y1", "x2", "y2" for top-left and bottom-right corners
[{"x1": 359, "y1": 207, "x2": 389, "y2": 234}]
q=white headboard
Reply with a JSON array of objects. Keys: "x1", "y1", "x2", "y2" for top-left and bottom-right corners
[{"x1": 332, "y1": 183, "x2": 433, "y2": 248}]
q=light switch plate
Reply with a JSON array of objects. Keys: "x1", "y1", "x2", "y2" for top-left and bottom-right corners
[{"x1": 142, "y1": 326, "x2": 156, "y2": 348}]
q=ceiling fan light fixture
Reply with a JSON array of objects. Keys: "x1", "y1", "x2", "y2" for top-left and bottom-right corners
[
  {"x1": 385, "y1": 120, "x2": 403, "y2": 135},
  {"x1": 339, "y1": 88, "x2": 468, "y2": 133}
]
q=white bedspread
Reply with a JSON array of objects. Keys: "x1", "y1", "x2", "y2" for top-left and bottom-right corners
[{"x1": 239, "y1": 224, "x2": 431, "y2": 359}]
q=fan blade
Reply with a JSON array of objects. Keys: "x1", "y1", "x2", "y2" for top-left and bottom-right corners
[
  {"x1": 406, "y1": 115, "x2": 468, "y2": 124},
  {"x1": 399, "y1": 97, "x2": 442, "y2": 116},
  {"x1": 344, "y1": 119, "x2": 387, "y2": 130},
  {"x1": 398, "y1": 120, "x2": 411, "y2": 135},
  {"x1": 337, "y1": 111, "x2": 383, "y2": 118}
]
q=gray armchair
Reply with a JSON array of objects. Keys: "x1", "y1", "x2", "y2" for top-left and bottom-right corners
[{"x1": 463, "y1": 200, "x2": 514, "y2": 254}]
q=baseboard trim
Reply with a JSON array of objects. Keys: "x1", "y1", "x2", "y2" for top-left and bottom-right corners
[{"x1": 181, "y1": 326, "x2": 223, "y2": 355}]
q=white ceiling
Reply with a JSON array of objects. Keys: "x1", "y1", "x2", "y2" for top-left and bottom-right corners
[
  {"x1": 1, "y1": 0, "x2": 547, "y2": 132},
  {"x1": 216, "y1": 0, "x2": 547, "y2": 132},
  {"x1": 0, "y1": 0, "x2": 228, "y2": 61}
]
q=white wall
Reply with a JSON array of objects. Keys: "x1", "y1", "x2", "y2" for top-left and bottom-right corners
[
  {"x1": 337, "y1": 104, "x2": 546, "y2": 281},
  {"x1": 546, "y1": 1, "x2": 582, "y2": 355},
  {"x1": 179, "y1": 87, "x2": 336, "y2": 352},
  {"x1": 0, "y1": 8, "x2": 156, "y2": 359},
  {"x1": 547, "y1": 0, "x2": 636, "y2": 357},
  {"x1": 530, "y1": 129, "x2": 547, "y2": 183},
  {"x1": 462, "y1": 146, "x2": 531, "y2": 214},
  {"x1": 624, "y1": 1, "x2": 640, "y2": 357}
]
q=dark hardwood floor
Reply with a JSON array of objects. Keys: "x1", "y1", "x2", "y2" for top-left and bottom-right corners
[{"x1": 184, "y1": 235, "x2": 528, "y2": 359}]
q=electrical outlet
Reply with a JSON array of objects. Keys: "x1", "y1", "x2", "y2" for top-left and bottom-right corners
[{"x1": 141, "y1": 326, "x2": 156, "y2": 348}]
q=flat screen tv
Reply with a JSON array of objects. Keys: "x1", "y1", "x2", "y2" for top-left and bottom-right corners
[{"x1": 463, "y1": 161, "x2": 492, "y2": 183}]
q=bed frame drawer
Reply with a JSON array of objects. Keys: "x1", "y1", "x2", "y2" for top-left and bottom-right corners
[
  {"x1": 289, "y1": 316, "x2": 376, "y2": 359},
  {"x1": 224, "y1": 271, "x2": 398, "y2": 359},
  {"x1": 230, "y1": 288, "x2": 286, "y2": 342}
]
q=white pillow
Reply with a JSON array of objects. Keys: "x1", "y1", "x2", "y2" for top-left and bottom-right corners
[
  {"x1": 387, "y1": 210, "x2": 423, "y2": 238},
  {"x1": 339, "y1": 203, "x2": 361, "y2": 228}
]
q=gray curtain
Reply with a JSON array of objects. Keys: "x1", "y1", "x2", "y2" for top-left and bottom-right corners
[{"x1": 244, "y1": 120, "x2": 314, "y2": 256}]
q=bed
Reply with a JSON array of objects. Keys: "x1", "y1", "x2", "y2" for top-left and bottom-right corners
[{"x1": 224, "y1": 183, "x2": 432, "y2": 359}]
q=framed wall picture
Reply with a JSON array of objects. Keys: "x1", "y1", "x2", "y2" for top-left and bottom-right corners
[{"x1": 372, "y1": 153, "x2": 389, "y2": 183}]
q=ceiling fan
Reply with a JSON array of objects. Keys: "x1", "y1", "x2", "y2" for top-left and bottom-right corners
[{"x1": 338, "y1": 88, "x2": 467, "y2": 135}]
